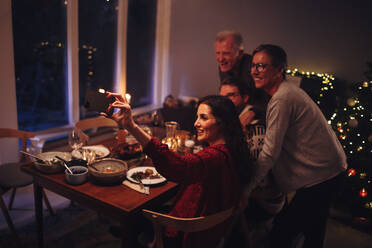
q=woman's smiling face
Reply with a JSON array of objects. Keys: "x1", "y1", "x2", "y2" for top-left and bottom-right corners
[{"x1": 194, "y1": 103, "x2": 223, "y2": 145}]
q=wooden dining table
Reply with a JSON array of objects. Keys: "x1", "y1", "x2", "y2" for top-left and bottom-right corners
[{"x1": 21, "y1": 135, "x2": 179, "y2": 248}]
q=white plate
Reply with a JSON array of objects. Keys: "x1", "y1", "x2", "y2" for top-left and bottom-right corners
[
  {"x1": 127, "y1": 166, "x2": 166, "y2": 185},
  {"x1": 71, "y1": 145, "x2": 110, "y2": 159}
]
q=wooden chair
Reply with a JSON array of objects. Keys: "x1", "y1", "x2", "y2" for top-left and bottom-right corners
[
  {"x1": 0, "y1": 128, "x2": 54, "y2": 241},
  {"x1": 75, "y1": 116, "x2": 118, "y2": 131},
  {"x1": 142, "y1": 208, "x2": 233, "y2": 248}
]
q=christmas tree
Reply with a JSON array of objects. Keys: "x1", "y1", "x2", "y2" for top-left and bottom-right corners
[
  {"x1": 287, "y1": 67, "x2": 372, "y2": 225},
  {"x1": 331, "y1": 80, "x2": 371, "y2": 221}
]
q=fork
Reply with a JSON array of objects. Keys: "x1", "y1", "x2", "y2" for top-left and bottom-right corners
[{"x1": 134, "y1": 175, "x2": 149, "y2": 195}]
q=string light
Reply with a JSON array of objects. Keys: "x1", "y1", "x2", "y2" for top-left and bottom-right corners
[
  {"x1": 364, "y1": 202, "x2": 372, "y2": 209},
  {"x1": 360, "y1": 188, "x2": 368, "y2": 198},
  {"x1": 348, "y1": 168, "x2": 356, "y2": 176}
]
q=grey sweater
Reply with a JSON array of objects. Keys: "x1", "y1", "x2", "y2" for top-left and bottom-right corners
[{"x1": 250, "y1": 81, "x2": 347, "y2": 193}]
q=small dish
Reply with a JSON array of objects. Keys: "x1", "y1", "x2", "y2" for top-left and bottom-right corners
[{"x1": 65, "y1": 166, "x2": 88, "y2": 185}]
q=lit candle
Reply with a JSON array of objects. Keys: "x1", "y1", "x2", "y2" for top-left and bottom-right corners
[{"x1": 125, "y1": 93, "x2": 131, "y2": 103}]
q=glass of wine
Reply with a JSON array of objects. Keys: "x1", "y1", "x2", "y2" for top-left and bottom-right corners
[{"x1": 68, "y1": 129, "x2": 84, "y2": 152}]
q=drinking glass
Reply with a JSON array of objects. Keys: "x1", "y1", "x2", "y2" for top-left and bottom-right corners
[
  {"x1": 27, "y1": 137, "x2": 45, "y2": 155},
  {"x1": 68, "y1": 129, "x2": 84, "y2": 152}
]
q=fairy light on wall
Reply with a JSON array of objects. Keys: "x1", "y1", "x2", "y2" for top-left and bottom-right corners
[{"x1": 286, "y1": 68, "x2": 336, "y2": 113}]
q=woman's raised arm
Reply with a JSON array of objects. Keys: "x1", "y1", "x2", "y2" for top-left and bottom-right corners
[{"x1": 102, "y1": 92, "x2": 152, "y2": 147}]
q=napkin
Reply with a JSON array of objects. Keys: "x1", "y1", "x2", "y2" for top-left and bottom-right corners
[{"x1": 122, "y1": 180, "x2": 150, "y2": 195}]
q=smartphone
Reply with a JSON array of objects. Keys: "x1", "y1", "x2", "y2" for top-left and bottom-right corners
[{"x1": 84, "y1": 89, "x2": 115, "y2": 115}]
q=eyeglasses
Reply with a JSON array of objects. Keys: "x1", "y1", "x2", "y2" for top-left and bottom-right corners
[
  {"x1": 251, "y1": 63, "x2": 270, "y2": 72},
  {"x1": 223, "y1": 92, "x2": 240, "y2": 98}
]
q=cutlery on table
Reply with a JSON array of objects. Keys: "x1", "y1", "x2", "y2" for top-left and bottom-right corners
[
  {"x1": 55, "y1": 155, "x2": 74, "y2": 174},
  {"x1": 20, "y1": 151, "x2": 50, "y2": 165},
  {"x1": 133, "y1": 174, "x2": 149, "y2": 195}
]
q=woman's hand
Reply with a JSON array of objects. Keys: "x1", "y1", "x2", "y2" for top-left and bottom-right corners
[
  {"x1": 101, "y1": 92, "x2": 152, "y2": 147},
  {"x1": 102, "y1": 92, "x2": 136, "y2": 131}
]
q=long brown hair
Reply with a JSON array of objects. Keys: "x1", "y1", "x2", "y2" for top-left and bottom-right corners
[{"x1": 198, "y1": 95, "x2": 251, "y2": 185}]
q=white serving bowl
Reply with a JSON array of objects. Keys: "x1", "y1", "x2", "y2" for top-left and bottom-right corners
[
  {"x1": 65, "y1": 166, "x2": 88, "y2": 185},
  {"x1": 33, "y1": 151, "x2": 72, "y2": 174}
]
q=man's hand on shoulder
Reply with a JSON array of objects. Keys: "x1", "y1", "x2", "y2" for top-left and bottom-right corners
[{"x1": 240, "y1": 110, "x2": 255, "y2": 131}]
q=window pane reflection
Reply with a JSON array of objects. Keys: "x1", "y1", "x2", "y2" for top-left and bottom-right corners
[
  {"x1": 79, "y1": 0, "x2": 118, "y2": 119},
  {"x1": 127, "y1": 0, "x2": 157, "y2": 108},
  {"x1": 12, "y1": 0, "x2": 68, "y2": 131}
]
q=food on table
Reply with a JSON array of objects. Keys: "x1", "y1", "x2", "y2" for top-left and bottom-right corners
[
  {"x1": 131, "y1": 169, "x2": 162, "y2": 180},
  {"x1": 36, "y1": 158, "x2": 59, "y2": 166},
  {"x1": 33, "y1": 151, "x2": 73, "y2": 174},
  {"x1": 111, "y1": 130, "x2": 143, "y2": 160},
  {"x1": 82, "y1": 148, "x2": 104, "y2": 158},
  {"x1": 103, "y1": 167, "x2": 119, "y2": 173},
  {"x1": 111, "y1": 142, "x2": 143, "y2": 160},
  {"x1": 92, "y1": 149, "x2": 104, "y2": 157},
  {"x1": 71, "y1": 168, "x2": 87, "y2": 174}
]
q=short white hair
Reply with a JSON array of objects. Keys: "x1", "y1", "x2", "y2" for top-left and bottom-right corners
[{"x1": 215, "y1": 30, "x2": 244, "y2": 51}]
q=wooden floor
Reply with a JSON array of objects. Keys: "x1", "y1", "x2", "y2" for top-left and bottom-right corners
[{"x1": 1, "y1": 184, "x2": 372, "y2": 248}]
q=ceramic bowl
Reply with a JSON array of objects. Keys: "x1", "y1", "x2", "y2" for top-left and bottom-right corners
[
  {"x1": 33, "y1": 151, "x2": 72, "y2": 174},
  {"x1": 65, "y1": 166, "x2": 88, "y2": 185},
  {"x1": 88, "y1": 158, "x2": 128, "y2": 184}
]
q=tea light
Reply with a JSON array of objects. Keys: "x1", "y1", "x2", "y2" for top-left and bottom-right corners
[{"x1": 161, "y1": 137, "x2": 178, "y2": 152}]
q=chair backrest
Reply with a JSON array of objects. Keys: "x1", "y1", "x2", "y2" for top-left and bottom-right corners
[
  {"x1": 75, "y1": 116, "x2": 118, "y2": 131},
  {"x1": 142, "y1": 208, "x2": 233, "y2": 248},
  {"x1": 143, "y1": 208, "x2": 233, "y2": 233},
  {"x1": 0, "y1": 128, "x2": 35, "y2": 162}
]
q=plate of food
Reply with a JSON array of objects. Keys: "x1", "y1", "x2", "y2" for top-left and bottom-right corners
[
  {"x1": 71, "y1": 145, "x2": 110, "y2": 159},
  {"x1": 127, "y1": 166, "x2": 166, "y2": 185}
]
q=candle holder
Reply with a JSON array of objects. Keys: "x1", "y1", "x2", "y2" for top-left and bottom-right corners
[{"x1": 161, "y1": 121, "x2": 178, "y2": 152}]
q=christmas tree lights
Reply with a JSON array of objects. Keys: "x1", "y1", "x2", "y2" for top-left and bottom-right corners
[{"x1": 286, "y1": 69, "x2": 372, "y2": 215}]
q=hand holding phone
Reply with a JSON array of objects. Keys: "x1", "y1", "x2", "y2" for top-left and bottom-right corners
[{"x1": 84, "y1": 90, "x2": 115, "y2": 115}]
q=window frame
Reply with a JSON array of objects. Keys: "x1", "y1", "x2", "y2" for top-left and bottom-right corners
[
  {"x1": 17, "y1": 0, "x2": 171, "y2": 143},
  {"x1": 67, "y1": 0, "x2": 171, "y2": 126}
]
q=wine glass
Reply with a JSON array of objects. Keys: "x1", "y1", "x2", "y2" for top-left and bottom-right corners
[{"x1": 68, "y1": 129, "x2": 84, "y2": 152}]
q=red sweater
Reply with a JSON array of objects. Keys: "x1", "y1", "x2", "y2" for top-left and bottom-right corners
[{"x1": 144, "y1": 138, "x2": 242, "y2": 248}]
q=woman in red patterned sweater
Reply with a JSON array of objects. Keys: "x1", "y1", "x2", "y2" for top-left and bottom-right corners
[{"x1": 105, "y1": 94, "x2": 251, "y2": 248}]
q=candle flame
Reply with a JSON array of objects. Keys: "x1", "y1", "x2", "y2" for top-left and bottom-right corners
[{"x1": 125, "y1": 93, "x2": 131, "y2": 103}]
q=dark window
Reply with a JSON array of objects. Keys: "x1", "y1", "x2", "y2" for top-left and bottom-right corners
[
  {"x1": 12, "y1": 0, "x2": 68, "y2": 132},
  {"x1": 126, "y1": 0, "x2": 157, "y2": 108},
  {"x1": 12, "y1": 0, "x2": 158, "y2": 132},
  {"x1": 79, "y1": 0, "x2": 118, "y2": 119}
]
